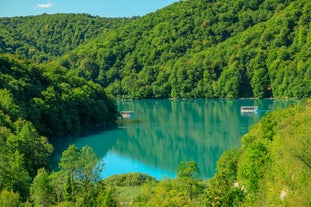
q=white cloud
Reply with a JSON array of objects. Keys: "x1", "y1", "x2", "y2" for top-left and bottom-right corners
[{"x1": 35, "y1": 3, "x2": 54, "y2": 9}]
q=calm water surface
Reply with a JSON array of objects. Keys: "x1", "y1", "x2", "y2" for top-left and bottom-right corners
[{"x1": 51, "y1": 99, "x2": 295, "y2": 180}]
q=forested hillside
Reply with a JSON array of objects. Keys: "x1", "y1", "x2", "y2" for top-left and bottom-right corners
[
  {"x1": 0, "y1": 14, "x2": 135, "y2": 62},
  {"x1": 0, "y1": 53, "x2": 117, "y2": 137},
  {"x1": 0, "y1": 53, "x2": 118, "y2": 203},
  {"x1": 0, "y1": 0, "x2": 310, "y2": 99},
  {"x1": 56, "y1": 0, "x2": 311, "y2": 99}
]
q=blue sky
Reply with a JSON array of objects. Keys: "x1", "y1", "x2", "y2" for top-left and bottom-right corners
[{"x1": 0, "y1": 0, "x2": 178, "y2": 18}]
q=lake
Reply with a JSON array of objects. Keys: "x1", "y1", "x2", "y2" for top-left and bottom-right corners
[{"x1": 51, "y1": 99, "x2": 295, "y2": 180}]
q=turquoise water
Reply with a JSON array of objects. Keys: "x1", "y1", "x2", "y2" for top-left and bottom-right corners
[{"x1": 51, "y1": 99, "x2": 295, "y2": 180}]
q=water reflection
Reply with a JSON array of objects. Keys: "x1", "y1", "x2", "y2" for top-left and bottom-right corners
[
  {"x1": 114, "y1": 99, "x2": 261, "y2": 178},
  {"x1": 51, "y1": 99, "x2": 296, "y2": 179}
]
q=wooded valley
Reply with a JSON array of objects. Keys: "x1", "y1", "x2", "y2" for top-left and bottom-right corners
[{"x1": 0, "y1": 0, "x2": 310, "y2": 206}]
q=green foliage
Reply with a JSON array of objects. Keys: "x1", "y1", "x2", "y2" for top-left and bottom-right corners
[
  {"x1": 238, "y1": 141, "x2": 270, "y2": 192},
  {"x1": 250, "y1": 100, "x2": 311, "y2": 206},
  {"x1": 251, "y1": 67, "x2": 270, "y2": 98},
  {"x1": 30, "y1": 168, "x2": 55, "y2": 207},
  {"x1": 28, "y1": 145, "x2": 112, "y2": 206},
  {"x1": 0, "y1": 14, "x2": 135, "y2": 62},
  {"x1": 134, "y1": 179, "x2": 204, "y2": 207},
  {"x1": 205, "y1": 100, "x2": 311, "y2": 206},
  {"x1": 59, "y1": 145, "x2": 102, "y2": 184},
  {"x1": 204, "y1": 172, "x2": 245, "y2": 207},
  {"x1": 204, "y1": 149, "x2": 244, "y2": 207},
  {"x1": 104, "y1": 173, "x2": 156, "y2": 187},
  {"x1": 186, "y1": 100, "x2": 309, "y2": 207},
  {"x1": 96, "y1": 188, "x2": 117, "y2": 207},
  {"x1": 216, "y1": 148, "x2": 241, "y2": 182},
  {"x1": 0, "y1": 189, "x2": 21, "y2": 207},
  {"x1": 0, "y1": 89, "x2": 22, "y2": 120},
  {"x1": 8, "y1": 120, "x2": 54, "y2": 178},
  {"x1": 0, "y1": 0, "x2": 310, "y2": 206},
  {"x1": 49, "y1": 171, "x2": 67, "y2": 205},
  {"x1": 0, "y1": 53, "x2": 117, "y2": 137},
  {"x1": 0, "y1": 150, "x2": 31, "y2": 199},
  {"x1": 0, "y1": 53, "x2": 117, "y2": 202},
  {"x1": 177, "y1": 160, "x2": 200, "y2": 180},
  {"x1": 178, "y1": 161, "x2": 204, "y2": 202},
  {"x1": 0, "y1": 121, "x2": 52, "y2": 199},
  {"x1": 133, "y1": 161, "x2": 205, "y2": 206},
  {"x1": 112, "y1": 186, "x2": 141, "y2": 206},
  {"x1": 58, "y1": 144, "x2": 103, "y2": 206},
  {"x1": 47, "y1": 0, "x2": 309, "y2": 99},
  {"x1": 1, "y1": 0, "x2": 311, "y2": 99}
]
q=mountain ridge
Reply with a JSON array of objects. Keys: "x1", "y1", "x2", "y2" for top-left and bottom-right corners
[{"x1": 0, "y1": 13, "x2": 136, "y2": 62}]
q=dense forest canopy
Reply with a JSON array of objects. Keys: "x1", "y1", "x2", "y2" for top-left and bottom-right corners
[
  {"x1": 57, "y1": 0, "x2": 310, "y2": 99},
  {"x1": 0, "y1": 0, "x2": 310, "y2": 99},
  {"x1": 0, "y1": 14, "x2": 136, "y2": 62},
  {"x1": 0, "y1": 54, "x2": 117, "y2": 138}
]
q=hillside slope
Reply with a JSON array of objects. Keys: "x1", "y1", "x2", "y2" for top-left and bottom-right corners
[
  {"x1": 58, "y1": 0, "x2": 310, "y2": 99},
  {"x1": 0, "y1": 53, "x2": 115, "y2": 200},
  {"x1": 0, "y1": 0, "x2": 310, "y2": 100},
  {"x1": 0, "y1": 14, "x2": 135, "y2": 62},
  {"x1": 204, "y1": 99, "x2": 311, "y2": 206},
  {"x1": 0, "y1": 53, "x2": 117, "y2": 137}
]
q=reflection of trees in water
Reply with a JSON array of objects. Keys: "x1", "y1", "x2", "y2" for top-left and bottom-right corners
[
  {"x1": 51, "y1": 128, "x2": 119, "y2": 169},
  {"x1": 52, "y1": 99, "x2": 295, "y2": 178},
  {"x1": 113, "y1": 99, "x2": 268, "y2": 178}
]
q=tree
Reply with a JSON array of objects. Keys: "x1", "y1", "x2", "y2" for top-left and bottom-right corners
[
  {"x1": 0, "y1": 189, "x2": 21, "y2": 207},
  {"x1": 0, "y1": 150, "x2": 31, "y2": 199},
  {"x1": 10, "y1": 120, "x2": 53, "y2": 178},
  {"x1": 0, "y1": 89, "x2": 23, "y2": 121},
  {"x1": 177, "y1": 161, "x2": 202, "y2": 200},
  {"x1": 204, "y1": 149, "x2": 244, "y2": 207},
  {"x1": 49, "y1": 171, "x2": 68, "y2": 205},
  {"x1": 59, "y1": 145, "x2": 103, "y2": 206},
  {"x1": 96, "y1": 188, "x2": 117, "y2": 207},
  {"x1": 251, "y1": 67, "x2": 270, "y2": 98},
  {"x1": 205, "y1": 172, "x2": 244, "y2": 207},
  {"x1": 30, "y1": 168, "x2": 55, "y2": 207}
]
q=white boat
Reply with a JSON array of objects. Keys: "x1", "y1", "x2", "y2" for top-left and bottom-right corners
[
  {"x1": 120, "y1": 111, "x2": 134, "y2": 119},
  {"x1": 240, "y1": 106, "x2": 259, "y2": 113}
]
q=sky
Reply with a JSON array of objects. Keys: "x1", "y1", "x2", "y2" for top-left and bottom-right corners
[{"x1": 0, "y1": 0, "x2": 179, "y2": 18}]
